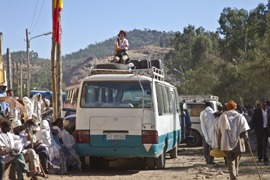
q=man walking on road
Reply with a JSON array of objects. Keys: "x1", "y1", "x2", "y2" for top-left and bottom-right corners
[
  {"x1": 215, "y1": 100, "x2": 250, "y2": 180},
  {"x1": 251, "y1": 99, "x2": 269, "y2": 164},
  {"x1": 200, "y1": 102, "x2": 215, "y2": 164}
]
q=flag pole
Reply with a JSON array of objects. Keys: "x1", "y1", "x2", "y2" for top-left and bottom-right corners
[{"x1": 51, "y1": 0, "x2": 57, "y2": 121}]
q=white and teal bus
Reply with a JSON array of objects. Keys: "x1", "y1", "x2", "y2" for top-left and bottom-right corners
[{"x1": 75, "y1": 65, "x2": 181, "y2": 169}]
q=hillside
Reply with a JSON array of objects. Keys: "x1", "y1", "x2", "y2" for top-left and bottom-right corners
[
  {"x1": 64, "y1": 45, "x2": 172, "y2": 85},
  {"x1": 2, "y1": 29, "x2": 174, "y2": 93},
  {"x1": 63, "y1": 29, "x2": 173, "y2": 60}
]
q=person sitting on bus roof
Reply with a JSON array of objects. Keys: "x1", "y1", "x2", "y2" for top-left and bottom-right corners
[{"x1": 113, "y1": 30, "x2": 130, "y2": 64}]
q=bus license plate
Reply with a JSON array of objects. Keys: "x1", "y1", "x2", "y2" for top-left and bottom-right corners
[{"x1": 106, "y1": 134, "x2": 126, "y2": 140}]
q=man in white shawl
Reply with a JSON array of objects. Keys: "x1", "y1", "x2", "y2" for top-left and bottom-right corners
[
  {"x1": 200, "y1": 102, "x2": 216, "y2": 164},
  {"x1": 214, "y1": 100, "x2": 249, "y2": 180},
  {"x1": 0, "y1": 120, "x2": 29, "y2": 180}
]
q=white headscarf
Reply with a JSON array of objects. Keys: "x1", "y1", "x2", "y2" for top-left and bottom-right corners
[{"x1": 23, "y1": 97, "x2": 34, "y2": 121}]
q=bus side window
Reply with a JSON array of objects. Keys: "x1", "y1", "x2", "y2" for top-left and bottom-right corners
[
  {"x1": 155, "y1": 83, "x2": 164, "y2": 115},
  {"x1": 161, "y1": 86, "x2": 170, "y2": 114},
  {"x1": 108, "y1": 89, "x2": 113, "y2": 102},
  {"x1": 81, "y1": 84, "x2": 88, "y2": 107},
  {"x1": 101, "y1": 88, "x2": 106, "y2": 103}
]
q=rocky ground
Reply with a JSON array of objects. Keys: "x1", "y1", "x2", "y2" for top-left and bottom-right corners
[{"x1": 43, "y1": 144, "x2": 268, "y2": 180}]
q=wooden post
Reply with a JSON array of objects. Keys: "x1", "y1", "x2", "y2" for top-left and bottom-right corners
[
  {"x1": 20, "y1": 57, "x2": 23, "y2": 98},
  {"x1": 26, "y1": 29, "x2": 30, "y2": 97},
  {"x1": 56, "y1": 42, "x2": 62, "y2": 118},
  {"x1": 0, "y1": 33, "x2": 6, "y2": 84},
  {"x1": 6, "y1": 48, "x2": 12, "y2": 89},
  {"x1": 51, "y1": 0, "x2": 56, "y2": 121},
  {"x1": 55, "y1": 7, "x2": 63, "y2": 119}
]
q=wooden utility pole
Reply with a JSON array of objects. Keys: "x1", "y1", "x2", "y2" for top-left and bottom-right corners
[
  {"x1": 6, "y1": 48, "x2": 12, "y2": 89},
  {"x1": 26, "y1": 29, "x2": 30, "y2": 97},
  {"x1": 55, "y1": 9, "x2": 63, "y2": 119},
  {"x1": 51, "y1": 0, "x2": 57, "y2": 121},
  {"x1": 0, "y1": 33, "x2": 6, "y2": 84},
  {"x1": 51, "y1": 0, "x2": 63, "y2": 120},
  {"x1": 20, "y1": 58, "x2": 23, "y2": 98}
]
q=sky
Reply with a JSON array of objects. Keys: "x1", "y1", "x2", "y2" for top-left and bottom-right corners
[{"x1": 1, "y1": 0, "x2": 268, "y2": 59}]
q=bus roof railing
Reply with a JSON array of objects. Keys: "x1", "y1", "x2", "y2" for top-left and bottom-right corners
[{"x1": 89, "y1": 66, "x2": 164, "y2": 81}]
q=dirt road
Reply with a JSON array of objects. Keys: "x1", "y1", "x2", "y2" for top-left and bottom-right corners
[{"x1": 42, "y1": 145, "x2": 268, "y2": 180}]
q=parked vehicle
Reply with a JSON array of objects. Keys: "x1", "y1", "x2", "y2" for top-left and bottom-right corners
[
  {"x1": 30, "y1": 90, "x2": 66, "y2": 106},
  {"x1": 179, "y1": 102, "x2": 193, "y2": 144},
  {"x1": 64, "y1": 83, "x2": 80, "y2": 110},
  {"x1": 75, "y1": 62, "x2": 181, "y2": 169},
  {"x1": 179, "y1": 95, "x2": 221, "y2": 147}
]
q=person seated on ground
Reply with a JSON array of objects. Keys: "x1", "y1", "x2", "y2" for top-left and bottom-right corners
[
  {"x1": 23, "y1": 97, "x2": 34, "y2": 122},
  {"x1": 52, "y1": 118, "x2": 81, "y2": 171},
  {"x1": 113, "y1": 30, "x2": 129, "y2": 64},
  {"x1": 31, "y1": 93, "x2": 43, "y2": 122},
  {"x1": 11, "y1": 119, "x2": 40, "y2": 180},
  {"x1": 41, "y1": 96, "x2": 50, "y2": 113},
  {"x1": 36, "y1": 119, "x2": 67, "y2": 174},
  {"x1": 0, "y1": 120, "x2": 29, "y2": 180},
  {"x1": 25, "y1": 119, "x2": 60, "y2": 174}
]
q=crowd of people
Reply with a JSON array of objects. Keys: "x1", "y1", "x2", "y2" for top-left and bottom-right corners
[
  {"x1": 200, "y1": 99, "x2": 270, "y2": 180},
  {"x1": 0, "y1": 83, "x2": 81, "y2": 180}
]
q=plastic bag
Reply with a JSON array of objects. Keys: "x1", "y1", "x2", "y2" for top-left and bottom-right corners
[{"x1": 210, "y1": 149, "x2": 226, "y2": 158}]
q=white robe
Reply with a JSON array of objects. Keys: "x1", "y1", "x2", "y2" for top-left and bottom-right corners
[
  {"x1": 36, "y1": 120, "x2": 60, "y2": 160},
  {"x1": 200, "y1": 106, "x2": 215, "y2": 146},
  {"x1": 0, "y1": 129, "x2": 16, "y2": 162},
  {"x1": 213, "y1": 110, "x2": 250, "y2": 151},
  {"x1": 31, "y1": 94, "x2": 43, "y2": 122},
  {"x1": 23, "y1": 97, "x2": 34, "y2": 121}
]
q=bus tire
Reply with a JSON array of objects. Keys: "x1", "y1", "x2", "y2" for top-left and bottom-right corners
[
  {"x1": 155, "y1": 147, "x2": 166, "y2": 169},
  {"x1": 169, "y1": 144, "x2": 178, "y2": 159},
  {"x1": 186, "y1": 129, "x2": 202, "y2": 147},
  {"x1": 95, "y1": 63, "x2": 127, "y2": 70},
  {"x1": 145, "y1": 157, "x2": 155, "y2": 169}
]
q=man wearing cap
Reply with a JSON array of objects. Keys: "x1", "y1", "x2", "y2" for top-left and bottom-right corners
[
  {"x1": 214, "y1": 100, "x2": 250, "y2": 180},
  {"x1": 0, "y1": 120, "x2": 29, "y2": 180},
  {"x1": 113, "y1": 30, "x2": 129, "y2": 64},
  {"x1": 251, "y1": 99, "x2": 269, "y2": 164},
  {"x1": 0, "y1": 82, "x2": 9, "y2": 119}
]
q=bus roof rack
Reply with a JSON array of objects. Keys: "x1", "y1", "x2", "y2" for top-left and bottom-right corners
[
  {"x1": 89, "y1": 66, "x2": 165, "y2": 81},
  {"x1": 179, "y1": 95, "x2": 219, "y2": 103}
]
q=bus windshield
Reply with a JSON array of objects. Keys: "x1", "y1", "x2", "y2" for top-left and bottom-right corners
[{"x1": 80, "y1": 81, "x2": 152, "y2": 108}]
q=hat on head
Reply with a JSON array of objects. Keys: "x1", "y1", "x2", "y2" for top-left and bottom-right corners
[
  {"x1": 118, "y1": 30, "x2": 126, "y2": 37},
  {"x1": 226, "y1": 100, "x2": 237, "y2": 110},
  {"x1": 0, "y1": 82, "x2": 7, "y2": 87},
  {"x1": 12, "y1": 120, "x2": 22, "y2": 129}
]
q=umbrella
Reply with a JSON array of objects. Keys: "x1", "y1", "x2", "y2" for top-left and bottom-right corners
[{"x1": 0, "y1": 96, "x2": 26, "y2": 111}]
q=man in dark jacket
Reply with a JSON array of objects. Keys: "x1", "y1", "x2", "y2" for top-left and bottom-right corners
[{"x1": 251, "y1": 99, "x2": 269, "y2": 164}]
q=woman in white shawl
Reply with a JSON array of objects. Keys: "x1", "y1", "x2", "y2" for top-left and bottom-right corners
[
  {"x1": 36, "y1": 120, "x2": 67, "y2": 174},
  {"x1": 31, "y1": 93, "x2": 43, "y2": 122},
  {"x1": 23, "y1": 97, "x2": 34, "y2": 122},
  {"x1": 52, "y1": 118, "x2": 81, "y2": 171}
]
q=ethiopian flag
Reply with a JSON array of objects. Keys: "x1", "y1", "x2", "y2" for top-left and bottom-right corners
[{"x1": 53, "y1": 0, "x2": 63, "y2": 43}]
